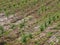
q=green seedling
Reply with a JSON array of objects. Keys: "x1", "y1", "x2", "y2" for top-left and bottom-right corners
[
  {"x1": 0, "y1": 25, "x2": 4, "y2": 36},
  {"x1": 40, "y1": 24, "x2": 45, "y2": 31}
]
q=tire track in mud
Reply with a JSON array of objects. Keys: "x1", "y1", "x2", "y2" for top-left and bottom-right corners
[
  {"x1": 12, "y1": 0, "x2": 57, "y2": 26},
  {"x1": 0, "y1": 0, "x2": 58, "y2": 38},
  {"x1": 12, "y1": 0, "x2": 58, "y2": 24},
  {"x1": 12, "y1": 0, "x2": 55, "y2": 23},
  {"x1": 2, "y1": 0, "x2": 59, "y2": 30},
  {"x1": 20, "y1": 0, "x2": 60, "y2": 33},
  {"x1": 0, "y1": 0, "x2": 55, "y2": 30},
  {"x1": 0, "y1": 0, "x2": 55, "y2": 26}
]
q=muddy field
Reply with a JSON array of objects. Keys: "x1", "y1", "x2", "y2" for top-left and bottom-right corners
[{"x1": 0, "y1": 0, "x2": 60, "y2": 45}]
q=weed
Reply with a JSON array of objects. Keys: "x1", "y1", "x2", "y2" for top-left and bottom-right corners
[
  {"x1": 40, "y1": 24, "x2": 45, "y2": 31},
  {"x1": 21, "y1": 34, "x2": 27, "y2": 44},
  {"x1": 28, "y1": 33, "x2": 33, "y2": 39},
  {"x1": 50, "y1": 42, "x2": 55, "y2": 45}
]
